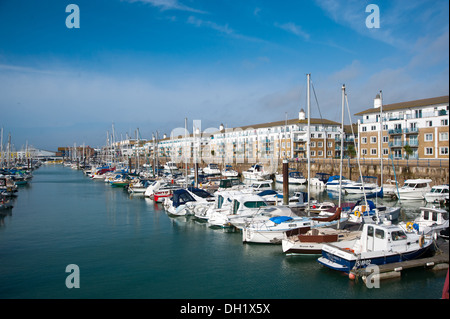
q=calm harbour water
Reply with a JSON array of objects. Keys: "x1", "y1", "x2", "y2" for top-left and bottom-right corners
[{"x1": 0, "y1": 165, "x2": 447, "y2": 299}]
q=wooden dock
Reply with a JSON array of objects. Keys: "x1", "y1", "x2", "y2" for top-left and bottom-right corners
[{"x1": 350, "y1": 239, "x2": 449, "y2": 283}]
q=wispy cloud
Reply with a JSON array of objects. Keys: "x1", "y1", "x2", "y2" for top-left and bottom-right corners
[
  {"x1": 124, "y1": 0, "x2": 206, "y2": 14},
  {"x1": 274, "y1": 22, "x2": 310, "y2": 40},
  {"x1": 187, "y1": 16, "x2": 233, "y2": 35}
]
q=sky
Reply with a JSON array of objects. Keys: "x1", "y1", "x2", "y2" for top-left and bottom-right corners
[{"x1": 0, "y1": 0, "x2": 448, "y2": 151}]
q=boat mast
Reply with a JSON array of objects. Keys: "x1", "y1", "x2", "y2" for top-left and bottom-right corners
[
  {"x1": 379, "y1": 90, "x2": 383, "y2": 194},
  {"x1": 339, "y1": 84, "x2": 345, "y2": 209},
  {"x1": 185, "y1": 117, "x2": 188, "y2": 189},
  {"x1": 307, "y1": 73, "x2": 311, "y2": 215}
]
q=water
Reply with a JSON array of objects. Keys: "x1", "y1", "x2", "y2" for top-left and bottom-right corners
[{"x1": 0, "y1": 165, "x2": 447, "y2": 299}]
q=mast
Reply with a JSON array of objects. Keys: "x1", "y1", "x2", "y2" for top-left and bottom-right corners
[
  {"x1": 185, "y1": 117, "x2": 188, "y2": 189},
  {"x1": 379, "y1": 90, "x2": 383, "y2": 195},
  {"x1": 307, "y1": 73, "x2": 311, "y2": 215},
  {"x1": 339, "y1": 84, "x2": 345, "y2": 209}
]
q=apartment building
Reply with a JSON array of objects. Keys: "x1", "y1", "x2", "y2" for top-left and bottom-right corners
[{"x1": 355, "y1": 95, "x2": 449, "y2": 160}]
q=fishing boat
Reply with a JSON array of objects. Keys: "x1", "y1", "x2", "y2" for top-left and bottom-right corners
[
  {"x1": 424, "y1": 185, "x2": 449, "y2": 204},
  {"x1": 318, "y1": 222, "x2": 435, "y2": 273},
  {"x1": 221, "y1": 165, "x2": 239, "y2": 177},
  {"x1": 397, "y1": 178, "x2": 432, "y2": 200},
  {"x1": 242, "y1": 163, "x2": 272, "y2": 181},
  {"x1": 275, "y1": 171, "x2": 307, "y2": 184},
  {"x1": 398, "y1": 207, "x2": 449, "y2": 238}
]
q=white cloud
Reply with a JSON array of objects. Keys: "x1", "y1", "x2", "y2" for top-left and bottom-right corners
[
  {"x1": 274, "y1": 22, "x2": 310, "y2": 40},
  {"x1": 187, "y1": 16, "x2": 233, "y2": 35},
  {"x1": 124, "y1": 0, "x2": 206, "y2": 14}
]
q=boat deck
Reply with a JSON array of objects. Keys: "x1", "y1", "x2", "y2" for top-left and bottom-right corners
[{"x1": 350, "y1": 239, "x2": 449, "y2": 282}]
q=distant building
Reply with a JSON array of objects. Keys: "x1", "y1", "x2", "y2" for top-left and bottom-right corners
[{"x1": 355, "y1": 95, "x2": 449, "y2": 160}]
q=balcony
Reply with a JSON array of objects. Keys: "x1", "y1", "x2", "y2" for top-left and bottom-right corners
[
  {"x1": 403, "y1": 127, "x2": 418, "y2": 134},
  {"x1": 388, "y1": 141, "x2": 403, "y2": 147},
  {"x1": 388, "y1": 128, "x2": 402, "y2": 135}
]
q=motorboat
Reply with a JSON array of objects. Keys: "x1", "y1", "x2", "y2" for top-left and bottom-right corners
[
  {"x1": 318, "y1": 222, "x2": 435, "y2": 273},
  {"x1": 424, "y1": 185, "x2": 449, "y2": 204},
  {"x1": 309, "y1": 173, "x2": 331, "y2": 188},
  {"x1": 241, "y1": 180, "x2": 273, "y2": 194},
  {"x1": 256, "y1": 190, "x2": 306, "y2": 208},
  {"x1": 382, "y1": 179, "x2": 399, "y2": 198},
  {"x1": 242, "y1": 208, "x2": 348, "y2": 244},
  {"x1": 325, "y1": 175, "x2": 353, "y2": 190},
  {"x1": 309, "y1": 201, "x2": 336, "y2": 215},
  {"x1": 242, "y1": 163, "x2": 272, "y2": 181},
  {"x1": 282, "y1": 226, "x2": 362, "y2": 255},
  {"x1": 163, "y1": 188, "x2": 214, "y2": 216},
  {"x1": 127, "y1": 179, "x2": 152, "y2": 194},
  {"x1": 163, "y1": 161, "x2": 179, "y2": 173},
  {"x1": 203, "y1": 163, "x2": 221, "y2": 175},
  {"x1": 397, "y1": 179, "x2": 432, "y2": 200},
  {"x1": 221, "y1": 165, "x2": 239, "y2": 177},
  {"x1": 398, "y1": 207, "x2": 449, "y2": 238},
  {"x1": 275, "y1": 171, "x2": 307, "y2": 184},
  {"x1": 347, "y1": 199, "x2": 400, "y2": 224},
  {"x1": 344, "y1": 176, "x2": 378, "y2": 194}
]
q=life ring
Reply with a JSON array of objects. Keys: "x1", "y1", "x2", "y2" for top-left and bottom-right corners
[
  {"x1": 406, "y1": 222, "x2": 414, "y2": 231},
  {"x1": 354, "y1": 211, "x2": 361, "y2": 218},
  {"x1": 344, "y1": 248, "x2": 355, "y2": 253},
  {"x1": 419, "y1": 235, "x2": 424, "y2": 248}
]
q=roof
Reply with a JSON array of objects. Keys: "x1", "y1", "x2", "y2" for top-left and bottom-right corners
[{"x1": 354, "y1": 95, "x2": 449, "y2": 116}]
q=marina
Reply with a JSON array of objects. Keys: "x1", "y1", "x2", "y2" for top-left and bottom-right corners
[{"x1": 0, "y1": 163, "x2": 448, "y2": 299}]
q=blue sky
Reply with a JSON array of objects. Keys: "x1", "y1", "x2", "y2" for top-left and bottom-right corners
[{"x1": 0, "y1": 0, "x2": 448, "y2": 151}]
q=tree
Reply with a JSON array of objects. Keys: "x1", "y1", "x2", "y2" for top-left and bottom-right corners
[
  {"x1": 403, "y1": 144, "x2": 413, "y2": 159},
  {"x1": 347, "y1": 143, "x2": 357, "y2": 158}
]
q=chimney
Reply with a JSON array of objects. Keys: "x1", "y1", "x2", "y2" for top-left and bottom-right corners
[
  {"x1": 219, "y1": 123, "x2": 224, "y2": 131},
  {"x1": 299, "y1": 108, "x2": 306, "y2": 120},
  {"x1": 374, "y1": 93, "x2": 382, "y2": 108}
]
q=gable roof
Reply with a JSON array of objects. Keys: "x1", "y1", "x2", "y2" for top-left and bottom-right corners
[{"x1": 354, "y1": 95, "x2": 449, "y2": 116}]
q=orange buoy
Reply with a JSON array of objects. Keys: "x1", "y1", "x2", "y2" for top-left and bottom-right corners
[{"x1": 349, "y1": 272, "x2": 356, "y2": 280}]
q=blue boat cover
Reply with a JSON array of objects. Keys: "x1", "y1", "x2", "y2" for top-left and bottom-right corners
[
  {"x1": 257, "y1": 190, "x2": 278, "y2": 196},
  {"x1": 269, "y1": 216, "x2": 293, "y2": 224}
]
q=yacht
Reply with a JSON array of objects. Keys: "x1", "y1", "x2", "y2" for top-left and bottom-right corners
[
  {"x1": 275, "y1": 171, "x2": 307, "y2": 184},
  {"x1": 424, "y1": 184, "x2": 449, "y2": 204},
  {"x1": 397, "y1": 179, "x2": 432, "y2": 200},
  {"x1": 242, "y1": 163, "x2": 272, "y2": 181}
]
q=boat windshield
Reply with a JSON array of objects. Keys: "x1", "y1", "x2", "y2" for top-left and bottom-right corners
[
  {"x1": 243, "y1": 201, "x2": 268, "y2": 208},
  {"x1": 391, "y1": 230, "x2": 407, "y2": 241}
]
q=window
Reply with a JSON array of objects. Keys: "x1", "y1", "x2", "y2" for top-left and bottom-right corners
[
  {"x1": 310, "y1": 151, "x2": 315, "y2": 156},
  {"x1": 383, "y1": 124, "x2": 388, "y2": 130},
  {"x1": 362, "y1": 149, "x2": 368, "y2": 155},
  {"x1": 318, "y1": 151, "x2": 323, "y2": 156},
  {"x1": 328, "y1": 142, "x2": 333, "y2": 147},
  {"x1": 426, "y1": 121, "x2": 433, "y2": 127},
  {"x1": 362, "y1": 127, "x2": 367, "y2": 132},
  {"x1": 371, "y1": 148, "x2": 377, "y2": 155},
  {"x1": 440, "y1": 132, "x2": 448, "y2": 141},
  {"x1": 425, "y1": 133, "x2": 433, "y2": 142},
  {"x1": 375, "y1": 229, "x2": 385, "y2": 239},
  {"x1": 311, "y1": 142, "x2": 315, "y2": 147},
  {"x1": 440, "y1": 147, "x2": 449, "y2": 155},
  {"x1": 362, "y1": 137, "x2": 367, "y2": 144},
  {"x1": 327, "y1": 150, "x2": 332, "y2": 156},
  {"x1": 368, "y1": 226, "x2": 374, "y2": 237},
  {"x1": 318, "y1": 142, "x2": 323, "y2": 147},
  {"x1": 441, "y1": 119, "x2": 449, "y2": 126},
  {"x1": 425, "y1": 147, "x2": 433, "y2": 155},
  {"x1": 383, "y1": 148, "x2": 389, "y2": 155},
  {"x1": 371, "y1": 136, "x2": 377, "y2": 144},
  {"x1": 371, "y1": 125, "x2": 376, "y2": 131},
  {"x1": 391, "y1": 231, "x2": 407, "y2": 241}
]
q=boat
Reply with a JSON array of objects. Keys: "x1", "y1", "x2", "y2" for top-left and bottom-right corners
[
  {"x1": 241, "y1": 180, "x2": 273, "y2": 194},
  {"x1": 163, "y1": 188, "x2": 213, "y2": 216},
  {"x1": 256, "y1": 190, "x2": 307, "y2": 208},
  {"x1": 317, "y1": 222, "x2": 435, "y2": 273},
  {"x1": 242, "y1": 208, "x2": 348, "y2": 244},
  {"x1": 127, "y1": 179, "x2": 152, "y2": 194},
  {"x1": 309, "y1": 201, "x2": 336, "y2": 215},
  {"x1": 242, "y1": 163, "x2": 272, "y2": 181},
  {"x1": 163, "y1": 161, "x2": 179, "y2": 173},
  {"x1": 275, "y1": 171, "x2": 307, "y2": 184},
  {"x1": 153, "y1": 184, "x2": 181, "y2": 202},
  {"x1": 203, "y1": 163, "x2": 221, "y2": 175},
  {"x1": 282, "y1": 226, "x2": 362, "y2": 255},
  {"x1": 110, "y1": 174, "x2": 131, "y2": 187},
  {"x1": 324, "y1": 175, "x2": 352, "y2": 190},
  {"x1": 347, "y1": 199, "x2": 400, "y2": 224},
  {"x1": 0, "y1": 196, "x2": 14, "y2": 210},
  {"x1": 344, "y1": 176, "x2": 378, "y2": 194},
  {"x1": 221, "y1": 165, "x2": 239, "y2": 177},
  {"x1": 397, "y1": 179, "x2": 432, "y2": 200},
  {"x1": 382, "y1": 179, "x2": 399, "y2": 198},
  {"x1": 424, "y1": 185, "x2": 449, "y2": 204},
  {"x1": 309, "y1": 173, "x2": 331, "y2": 188},
  {"x1": 398, "y1": 207, "x2": 449, "y2": 238}
]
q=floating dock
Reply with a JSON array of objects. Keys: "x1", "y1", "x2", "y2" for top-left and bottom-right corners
[{"x1": 350, "y1": 239, "x2": 449, "y2": 283}]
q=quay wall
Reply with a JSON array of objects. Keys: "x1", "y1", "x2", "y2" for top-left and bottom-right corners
[{"x1": 150, "y1": 157, "x2": 449, "y2": 186}]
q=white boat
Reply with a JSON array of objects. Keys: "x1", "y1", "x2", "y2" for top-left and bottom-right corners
[
  {"x1": 397, "y1": 179, "x2": 432, "y2": 200},
  {"x1": 282, "y1": 226, "x2": 362, "y2": 255},
  {"x1": 309, "y1": 201, "x2": 336, "y2": 215},
  {"x1": 221, "y1": 165, "x2": 239, "y2": 177},
  {"x1": 127, "y1": 179, "x2": 150, "y2": 194},
  {"x1": 347, "y1": 199, "x2": 400, "y2": 224},
  {"x1": 203, "y1": 163, "x2": 221, "y2": 175},
  {"x1": 193, "y1": 190, "x2": 243, "y2": 222},
  {"x1": 424, "y1": 185, "x2": 449, "y2": 204},
  {"x1": 325, "y1": 175, "x2": 353, "y2": 190},
  {"x1": 344, "y1": 176, "x2": 378, "y2": 194},
  {"x1": 241, "y1": 180, "x2": 273, "y2": 194},
  {"x1": 382, "y1": 179, "x2": 399, "y2": 198},
  {"x1": 242, "y1": 163, "x2": 272, "y2": 181},
  {"x1": 275, "y1": 171, "x2": 306, "y2": 184},
  {"x1": 242, "y1": 209, "x2": 348, "y2": 244},
  {"x1": 309, "y1": 173, "x2": 331, "y2": 188},
  {"x1": 256, "y1": 190, "x2": 307, "y2": 208},
  {"x1": 318, "y1": 222, "x2": 435, "y2": 273},
  {"x1": 163, "y1": 161, "x2": 179, "y2": 172},
  {"x1": 164, "y1": 188, "x2": 215, "y2": 216},
  {"x1": 398, "y1": 207, "x2": 449, "y2": 238}
]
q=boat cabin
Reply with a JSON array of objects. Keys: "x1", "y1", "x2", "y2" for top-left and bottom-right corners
[{"x1": 359, "y1": 223, "x2": 417, "y2": 253}]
